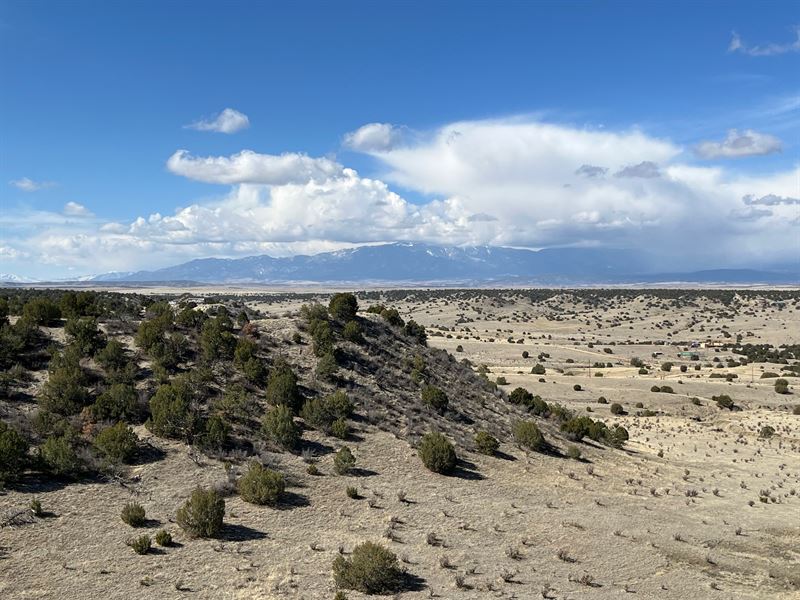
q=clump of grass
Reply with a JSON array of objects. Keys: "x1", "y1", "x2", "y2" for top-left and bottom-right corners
[
  {"x1": 121, "y1": 502, "x2": 146, "y2": 527},
  {"x1": 127, "y1": 534, "x2": 151, "y2": 555}
]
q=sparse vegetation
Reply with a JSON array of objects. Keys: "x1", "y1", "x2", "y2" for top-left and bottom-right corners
[
  {"x1": 418, "y1": 432, "x2": 457, "y2": 474},
  {"x1": 332, "y1": 541, "x2": 402, "y2": 594},
  {"x1": 176, "y1": 488, "x2": 225, "y2": 538},
  {"x1": 238, "y1": 462, "x2": 286, "y2": 505}
]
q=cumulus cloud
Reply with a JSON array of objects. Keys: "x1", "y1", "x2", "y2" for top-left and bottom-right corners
[
  {"x1": 575, "y1": 164, "x2": 608, "y2": 178},
  {"x1": 742, "y1": 193, "x2": 800, "y2": 206},
  {"x1": 4, "y1": 115, "x2": 799, "y2": 279},
  {"x1": 63, "y1": 202, "x2": 93, "y2": 217},
  {"x1": 185, "y1": 108, "x2": 250, "y2": 133},
  {"x1": 9, "y1": 177, "x2": 56, "y2": 192},
  {"x1": 343, "y1": 123, "x2": 401, "y2": 152},
  {"x1": 729, "y1": 27, "x2": 800, "y2": 57},
  {"x1": 614, "y1": 161, "x2": 661, "y2": 179},
  {"x1": 167, "y1": 150, "x2": 342, "y2": 185},
  {"x1": 695, "y1": 129, "x2": 782, "y2": 159}
]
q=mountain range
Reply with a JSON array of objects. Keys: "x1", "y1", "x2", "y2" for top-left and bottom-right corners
[{"x1": 72, "y1": 243, "x2": 799, "y2": 286}]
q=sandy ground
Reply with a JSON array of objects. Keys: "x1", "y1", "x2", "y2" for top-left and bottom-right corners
[{"x1": 1, "y1": 289, "x2": 798, "y2": 599}]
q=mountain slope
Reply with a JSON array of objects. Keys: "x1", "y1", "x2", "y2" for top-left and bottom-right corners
[{"x1": 93, "y1": 243, "x2": 657, "y2": 284}]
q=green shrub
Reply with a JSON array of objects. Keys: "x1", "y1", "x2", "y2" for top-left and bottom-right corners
[
  {"x1": 127, "y1": 534, "x2": 151, "y2": 555},
  {"x1": 64, "y1": 317, "x2": 105, "y2": 357},
  {"x1": 610, "y1": 403, "x2": 624, "y2": 415},
  {"x1": 509, "y1": 387, "x2": 533, "y2": 406},
  {"x1": 176, "y1": 488, "x2": 225, "y2": 538},
  {"x1": 332, "y1": 541, "x2": 402, "y2": 594},
  {"x1": 661, "y1": 362, "x2": 673, "y2": 372},
  {"x1": 609, "y1": 425, "x2": 629, "y2": 447},
  {"x1": 418, "y1": 432, "x2": 456, "y2": 474},
  {"x1": 379, "y1": 307, "x2": 404, "y2": 328},
  {"x1": 713, "y1": 395, "x2": 735, "y2": 410},
  {"x1": 346, "y1": 486, "x2": 359, "y2": 499},
  {"x1": 342, "y1": 320, "x2": 364, "y2": 344},
  {"x1": 40, "y1": 434, "x2": 82, "y2": 476},
  {"x1": 242, "y1": 356, "x2": 267, "y2": 384},
  {"x1": 573, "y1": 384, "x2": 582, "y2": 391},
  {"x1": 316, "y1": 352, "x2": 338, "y2": 380},
  {"x1": 233, "y1": 336, "x2": 258, "y2": 368},
  {"x1": 759, "y1": 425, "x2": 775, "y2": 439},
  {"x1": 512, "y1": 420, "x2": 545, "y2": 451},
  {"x1": 597, "y1": 396, "x2": 608, "y2": 404},
  {"x1": 403, "y1": 319, "x2": 427, "y2": 345},
  {"x1": 39, "y1": 351, "x2": 90, "y2": 416},
  {"x1": 94, "y1": 422, "x2": 138, "y2": 464},
  {"x1": 154, "y1": 529, "x2": 172, "y2": 546},
  {"x1": 22, "y1": 298, "x2": 61, "y2": 325},
  {"x1": 474, "y1": 431, "x2": 499, "y2": 456},
  {"x1": 266, "y1": 359, "x2": 301, "y2": 412},
  {"x1": 638, "y1": 367, "x2": 648, "y2": 375},
  {"x1": 496, "y1": 376, "x2": 508, "y2": 385},
  {"x1": 566, "y1": 445, "x2": 582, "y2": 460},
  {"x1": 0, "y1": 421, "x2": 28, "y2": 484},
  {"x1": 121, "y1": 501, "x2": 146, "y2": 527},
  {"x1": 30, "y1": 498, "x2": 43, "y2": 516},
  {"x1": 329, "y1": 293, "x2": 359, "y2": 321},
  {"x1": 334, "y1": 446, "x2": 356, "y2": 475},
  {"x1": 311, "y1": 320, "x2": 334, "y2": 357},
  {"x1": 774, "y1": 379, "x2": 789, "y2": 394},
  {"x1": 301, "y1": 392, "x2": 354, "y2": 433},
  {"x1": 300, "y1": 302, "x2": 329, "y2": 325},
  {"x1": 650, "y1": 385, "x2": 660, "y2": 392},
  {"x1": 238, "y1": 462, "x2": 285, "y2": 505},
  {"x1": 92, "y1": 383, "x2": 138, "y2": 422},
  {"x1": 331, "y1": 418, "x2": 349, "y2": 440},
  {"x1": 531, "y1": 364, "x2": 546, "y2": 375},
  {"x1": 200, "y1": 414, "x2": 228, "y2": 451},
  {"x1": 660, "y1": 385, "x2": 674, "y2": 394},
  {"x1": 147, "y1": 379, "x2": 197, "y2": 439},
  {"x1": 94, "y1": 340, "x2": 130, "y2": 373},
  {"x1": 262, "y1": 404, "x2": 300, "y2": 450},
  {"x1": 326, "y1": 391, "x2": 354, "y2": 419},
  {"x1": 421, "y1": 385, "x2": 448, "y2": 413},
  {"x1": 199, "y1": 313, "x2": 236, "y2": 362}
]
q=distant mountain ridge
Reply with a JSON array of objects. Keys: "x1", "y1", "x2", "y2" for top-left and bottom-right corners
[{"x1": 82, "y1": 243, "x2": 799, "y2": 285}]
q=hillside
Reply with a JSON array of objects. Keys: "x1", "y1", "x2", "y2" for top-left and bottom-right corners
[{"x1": 1, "y1": 288, "x2": 798, "y2": 599}]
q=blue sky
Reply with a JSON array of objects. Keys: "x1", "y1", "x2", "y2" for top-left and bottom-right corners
[{"x1": 1, "y1": 0, "x2": 798, "y2": 279}]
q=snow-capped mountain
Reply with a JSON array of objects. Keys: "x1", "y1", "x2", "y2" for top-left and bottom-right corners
[{"x1": 87, "y1": 242, "x2": 799, "y2": 285}]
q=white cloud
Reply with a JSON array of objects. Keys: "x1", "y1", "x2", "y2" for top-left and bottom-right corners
[
  {"x1": 729, "y1": 27, "x2": 800, "y2": 57},
  {"x1": 695, "y1": 129, "x2": 782, "y2": 159},
  {"x1": 63, "y1": 201, "x2": 93, "y2": 217},
  {"x1": 9, "y1": 177, "x2": 56, "y2": 192},
  {"x1": 166, "y1": 149, "x2": 342, "y2": 185},
  {"x1": 343, "y1": 123, "x2": 401, "y2": 152},
  {"x1": 3, "y1": 116, "x2": 799, "y2": 278},
  {"x1": 185, "y1": 108, "x2": 250, "y2": 134}
]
